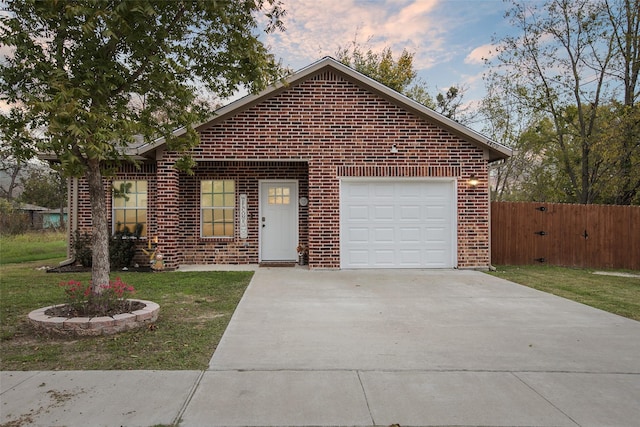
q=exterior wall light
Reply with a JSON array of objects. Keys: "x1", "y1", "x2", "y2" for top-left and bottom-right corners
[
  {"x1": 468, "y1": 174, "x2": 479, "y2": 187},
  {"x1": 390, "y1": 144, "x2": 398, "y2": 153}
]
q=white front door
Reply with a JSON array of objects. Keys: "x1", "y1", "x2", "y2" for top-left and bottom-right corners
[{"x1": 260, "y1": 181, "x2": 298, "y2": 261}]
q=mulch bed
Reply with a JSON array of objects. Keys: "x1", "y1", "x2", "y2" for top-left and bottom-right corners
[
  {"x1": 44, "y1": 300, "x2": 146, "y2": 318},
  {"x1": 47, "y1": 264, "x2": 154, "y2": 273}
]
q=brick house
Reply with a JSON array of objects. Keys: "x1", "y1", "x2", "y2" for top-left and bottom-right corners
[{"x1": 66, "y1": 57, "x2": 511, "y2": 270}]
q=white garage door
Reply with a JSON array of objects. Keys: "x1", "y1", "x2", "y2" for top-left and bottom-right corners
[{"x1": 340, "y1": 179, "x2": 456, "y2": 269}]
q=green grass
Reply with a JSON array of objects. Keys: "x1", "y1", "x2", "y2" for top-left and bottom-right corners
[
  {"x1": 0, "y1": 231, "x2": 68, "y2": 264},
  {"x1": 3, "y1": 234, "x2": 637, "y2": 370},
  {"x1": 488, "y1": 265, "x2": 640, "y2": 321},
  {"x1": 0, "y1": 259, "x2": 252, "y2": 370}
]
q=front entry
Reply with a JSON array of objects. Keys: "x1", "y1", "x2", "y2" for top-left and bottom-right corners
[{"x1": 259, "y1": 180, "x2": 298, "y2": 262}]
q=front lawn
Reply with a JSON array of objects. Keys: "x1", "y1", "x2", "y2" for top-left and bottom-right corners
[
  {"x1": 0, "y1": 231, "x2": 67, "y2": 264},
  {"x1": 0, "y1": 260, "x2": 252, "y2": 370},
  {"x1": 488, "y1": 265, "x2": 640, "y2": 321},
  {"x1": 3, "y1": 246, "x2": 638, "y2": 371}
]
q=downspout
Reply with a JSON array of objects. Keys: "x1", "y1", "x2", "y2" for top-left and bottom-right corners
[
  {"x1": 59, "y1": 177, "x2": 78, "y2": 267},
  {"x1": 488, "y1": 154, "x2": 498, "y2": 271}
]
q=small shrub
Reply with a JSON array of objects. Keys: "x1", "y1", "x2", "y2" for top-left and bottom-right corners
[
  {"x1": 73, "y1": 230, "x2": 93, "y2": 267},
  {"x1": 53, "y1": 278, "x2": 137, "y2": 317},
  {"x1": 110, "y1": 223, "x2": 142, "y2": 269},
  {"x1": 0, "y1": 200, "x2": 31, "y2": 235},
  {"x1": 73, "y1": 223, "x2": 143, "y2": 269},
  {"x1": 58, "y1": 279, "x2": 91, "y2": 314}
]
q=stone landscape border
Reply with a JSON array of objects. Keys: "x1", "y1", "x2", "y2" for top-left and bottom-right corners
[{"x1": 28, "y1": 299, "x2": 160, "y2": 336}]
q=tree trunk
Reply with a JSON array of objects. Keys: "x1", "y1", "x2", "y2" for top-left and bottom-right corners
[
  {"x1": 58, "y1": 204, "x2": 65, "y2": 231},
  {"x1": 581, "y1": 143, "x2": 591, "y2": 204},
  {"x1": 86, "y1": 159, "x2": 110, "y2": 293},
  {"x1": 618, "y1": 119, "x2": 638, "y2": 204}
]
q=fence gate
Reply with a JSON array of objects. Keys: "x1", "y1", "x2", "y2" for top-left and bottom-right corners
[{"x1": 491, "y1": 202, "x2": 640, "y2": 270}]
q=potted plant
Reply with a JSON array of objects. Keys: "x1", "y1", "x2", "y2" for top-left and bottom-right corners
[{"x1": 296, "y1": 244, "x2": 309, "y2": 266}]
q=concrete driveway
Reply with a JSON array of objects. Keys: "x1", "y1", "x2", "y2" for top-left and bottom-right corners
[
  {"x1": 182, "y1": 268, "x2": 640, "y2": 427},
  {"x1": 3, "y1": 268, "x2": 638, "y2": 426}
]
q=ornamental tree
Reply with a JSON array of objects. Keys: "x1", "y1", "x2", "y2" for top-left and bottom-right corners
[{"x1": 1, "y1": 0, "x2": 286, "y2": 292}]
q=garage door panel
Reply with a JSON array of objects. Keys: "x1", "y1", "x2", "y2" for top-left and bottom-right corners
[
  {"x1": 345, "y1": 183, "x2": 370, "y2": 198},
  {"x1": 373, "y1": 227, "x2": 394, "y2": 242},
  {"x1": 426, "y1": 205, "x2": 448, "y2": 220},
  {"x1": 397, "y1": 227, "x2": 424, "y2": 247},
  {"x1": 400, "y1": 205, "x2": 421, "y2": 220},
  {"x1": 341, "y1": 180, "x2": 455, "y2": 269},
  {"x1": 373, "y1": 206, "x2": 394, "y2": 220},
  {"x1": 373, "y1": 184, "x2": 395, "y2": 197},
  {"x1": 398, "y1": 187, "x2": 422, "y2": 200},
  {"x1": 425, "y1": 249, "x2": 447, "y2": 266},
  {"x1": 426, "y1": 226, "x2": 448, "y2": 242},
  {"x1": 347, "y1": 249, "x2": 370, "y2": 265},
  {"x1": 399, "y1": 249, "x2": 422, "y2": 266},
  {"x1": 348, "y1": 227, "x2": 369, "y2": 242},
  {"x1": 348, "y1": 205, "x2": 369, "y2": 220},
  {"x1": 373, "y1": 250, "x2": 395, "y2": 265}
]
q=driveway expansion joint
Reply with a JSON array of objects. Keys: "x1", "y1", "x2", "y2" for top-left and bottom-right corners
[
  {"x1": 511, "y1": 372, "x2": 582, "y2": 427},
  {"x1": 356, "y1": 370, "x2": 376, "y2": 426},
  {"x1": 173, "y1": 370, "x2": 206, "y2": 426}
]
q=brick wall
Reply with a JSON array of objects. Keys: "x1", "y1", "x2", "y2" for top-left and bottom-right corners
[
  {"x1": 189, "y1": 70, "x2": 489, "y2": 268},
  {"x1": 75, "y1": 68, "x2": 490, "y2": 269},
  {"x1": 74, "y1": 163, "x2": 156, "y2": 267},
  {"x1": 178, "y1": 161, "x2": 308, "y2": 265}
]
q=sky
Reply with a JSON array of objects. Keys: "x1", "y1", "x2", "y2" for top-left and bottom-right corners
[
  {"x1": 0, "y1": 0, "x2": 518, "y2": 129},
  {"x1": 260, "y1": 0, "x2": 516, "y2": 127}
]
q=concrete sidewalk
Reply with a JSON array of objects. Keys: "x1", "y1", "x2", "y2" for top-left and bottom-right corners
[{"x1": 2, "y1": 268, "x2": 640, "y2": 426}]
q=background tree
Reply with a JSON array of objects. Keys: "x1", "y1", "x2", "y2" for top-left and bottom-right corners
[
  {"x1": 481, "y1": 76, "x2": 540, "y2": 201},
  {"x1": 336, "y1": 44, "x2": 416, "y2": 93},
  {"x1": 0, "y1": 155, "x2": 24, "y2": 202},
  {"x1": 19, "y1": 164, "x2": 66, "y2": 211},
  {"x1": 433, "y1": 85, "x2": 474, "y2": 123},
  {"x1": 1, "y1": 0, "x2": 286, "y2": 294},
  {"x1": 336, "y1": 42, "x2": 471, "y2": 123},
  {"x1": 0, "y1": 110, "x2": 37, "y2": 201},
  {"x1": 487, "y1": 0, "x2": 640, "y2": 204},
  {"x1": 604, "y1": 0, "x2": 640, "y2": 204}
]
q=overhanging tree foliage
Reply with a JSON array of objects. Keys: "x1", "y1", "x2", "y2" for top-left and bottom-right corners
[{"x1": 0, "y1": 0, "x2": 286, "y2": 293}]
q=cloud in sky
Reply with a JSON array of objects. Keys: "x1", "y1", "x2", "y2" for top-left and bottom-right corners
[
  {"x1": 464, "y1": 43, "x2": 496, "y2": 65},
  {"x1": 264, "y1": 0, "x2": 452, "y2": 70},
  {"x1": 261, "y1": 0, "x2": 512, "y2": 109}
]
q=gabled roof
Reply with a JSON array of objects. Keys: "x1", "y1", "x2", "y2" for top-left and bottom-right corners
[
  {"x1": 135, "y1": 57, "x2": 512, "y2": 162},
  {"x1": 16, "y1": 203, "x2": 49, "y2": 212}
]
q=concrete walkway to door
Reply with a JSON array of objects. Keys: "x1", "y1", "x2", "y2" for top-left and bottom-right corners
[{"x1": 182, "y1": 268, "x2": 640, "y2": 427}]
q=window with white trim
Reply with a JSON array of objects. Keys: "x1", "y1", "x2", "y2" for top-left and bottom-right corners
[
  {"x1": 201, "y1": 180, "x2": 235, "y2": 237},
  {"x1": 112, "y1": 180, "x2": 147, "y2": 236}
]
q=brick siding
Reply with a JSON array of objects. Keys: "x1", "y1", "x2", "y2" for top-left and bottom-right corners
[
  {"x1": 74, "y1": 69, "x2": 490, "y2": 269},
  {"x1": 178, "y1": 161, "x2": 308, "y2": 265}
]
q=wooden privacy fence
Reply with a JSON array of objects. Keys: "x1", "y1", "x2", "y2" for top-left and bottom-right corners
[{"x1": 491, "y1": 201, "x2": 640, "y2": 270}]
